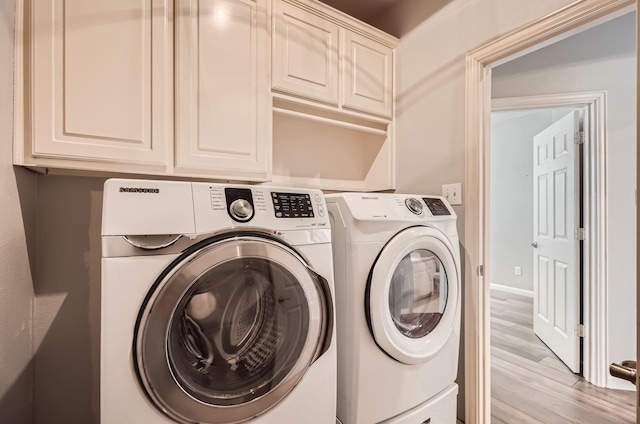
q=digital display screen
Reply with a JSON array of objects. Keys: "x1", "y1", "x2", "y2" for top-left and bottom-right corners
[
  {"x1": 271, "y1": 192, "x2": 314, "y2": 218},
  {"x1": 422, "y1": 198, "x2": 450, "y2": 216}
]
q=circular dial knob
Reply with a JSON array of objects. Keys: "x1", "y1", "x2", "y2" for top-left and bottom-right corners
[
  {"x1": 229, "y1": 199, "x2": 253, "y2": 221},
  {"x1": 405, "y1": 198, "x2": 424, "y2": 215}
]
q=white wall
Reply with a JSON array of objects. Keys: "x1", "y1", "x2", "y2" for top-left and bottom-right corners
[
  {"x1": 490, "y1": 110, "x2": 556, "y2": 294},
  {"x1": 0, "y1": 0, "x2": 36, "y2": 422},
  {"x1": 492, "y1": 11, "x2": 636, "y2": 389},
  {"x1": 395, "y1": 0, "x2": 575, "y2": 417}
]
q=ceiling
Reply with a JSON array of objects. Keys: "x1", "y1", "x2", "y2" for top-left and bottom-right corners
[{"x1": 319, "y1": 0, "x2": 401, "y2": 27}]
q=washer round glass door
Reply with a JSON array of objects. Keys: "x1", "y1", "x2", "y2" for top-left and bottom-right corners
[
  {"x1": 367, "y1": 226, "x2": 459, "y2": 365},
  {"x1": 135, "y1": 235, "x2": 331, "y2": 424}
]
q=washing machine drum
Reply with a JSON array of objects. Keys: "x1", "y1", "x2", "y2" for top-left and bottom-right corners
[
  {"x1": 367, "y1": 226, "x2": 459, "y2": 365},
  {"x1": 135, "y1": 234, "x2": 332, "y2": 424}
]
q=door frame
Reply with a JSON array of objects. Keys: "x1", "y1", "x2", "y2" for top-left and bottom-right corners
[
  {"x1": 492, "y1": 93, "x2": 607, "y2": 384},
  {"x1": 464, "y1": 1, "x2": 634, "y2": 423}
]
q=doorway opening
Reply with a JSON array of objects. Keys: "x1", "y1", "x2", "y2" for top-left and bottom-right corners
[
  {"x1": 490, "y1": 105, "x2": 585, "y2": 373},
  {"x1": 490, "y1": 93, "x2": 607, "y2": 383},
  {"x1": 489, "y1": 96, "x2": 635, "y2": 422},
  {"x1": 463, "y1": 1, "x2": 637, "y2": 422}
]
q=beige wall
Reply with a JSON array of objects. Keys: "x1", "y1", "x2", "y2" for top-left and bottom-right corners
[
  {"x1": 395, "y1": 0, "x2": 574, "y2": 203},
  {"x1": 0, "y1": 0, "x2": 36, "y2": 422},
  {"x1": 0, "y1": 2, "x2": 105, "y2": 422},
  {"x1": 33, "y1": 176, "x2": 105, "y2": 424}
]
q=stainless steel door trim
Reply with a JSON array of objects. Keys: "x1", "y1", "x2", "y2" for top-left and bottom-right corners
[
  {"x1": 306, "y1": 267, "x2": 334, "y2": 362},
  {"x1": 135, "y1": 235, "x2": 330, "y2": 424},
  {"x1": 102, "y1": 228, "x2": 332, "y2": 258}
]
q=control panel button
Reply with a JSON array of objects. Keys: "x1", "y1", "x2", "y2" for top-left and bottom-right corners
[
  {"x1": 271, "y1": 192, "x2": 314, "y2": 218},
  {"x1": 229, "y1": 198, "x2": 253, "y2": 221},
  {"x1": 317, "y1": 205, "x2": 325, "y2": 217},
  {"x1": 405, "y1": 198, "x2": 424, "y2": 215},
  {"x1": 423, "y1": 197, "x2": 451, "y2": 216}
]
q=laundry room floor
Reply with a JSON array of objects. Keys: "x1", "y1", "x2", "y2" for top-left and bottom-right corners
[{"x1": 490, "y1": 290, "x2": 636, "y2": 423}]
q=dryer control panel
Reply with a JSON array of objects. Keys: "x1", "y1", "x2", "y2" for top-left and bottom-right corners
[{"x1": 326, "y1": 193, "x2": 456, "y2": 223}]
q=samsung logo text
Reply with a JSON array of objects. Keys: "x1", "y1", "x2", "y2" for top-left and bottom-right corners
[{"x1": 119, "y1": 187, "x2": 160, "y2": 194}]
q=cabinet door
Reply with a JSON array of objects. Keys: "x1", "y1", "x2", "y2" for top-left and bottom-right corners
[
  {"x1": 175, "y1": 0, "x2": 270, "y2": 180},
  {"x1": 30, "y1": 0, "x2": 170, "y2": 166},
  {"x1": 272, "y1": 1, "x2": 339, "y2": 105},
  {"x1": 342, "y1": 31, "x2": 393, "y2": 118}
]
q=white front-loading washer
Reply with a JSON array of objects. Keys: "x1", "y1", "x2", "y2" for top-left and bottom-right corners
[
  {"x1": 101, "y1": 179, "x2": 336, "y2": 424},
  {"x1": 326, "y1": 193, "x2": 461, "y2": 424}
]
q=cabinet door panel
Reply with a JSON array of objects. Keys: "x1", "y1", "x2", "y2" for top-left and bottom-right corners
[
  {"x1": 272, "y1": 1, "x2": 339, "y2": 105},
  {"x1": 31, "y1": 0, "x2": 169, "y2": 165},
  {"x1": 343, "y1": 31, "x2": 393, "y2": 118},
  {"x1": 175, "y1": 0, "x2": 269, "y2": 180}
]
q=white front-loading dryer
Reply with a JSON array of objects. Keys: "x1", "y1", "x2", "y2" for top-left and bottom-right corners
[
  {"x1": 101, "y1": 179, "x2": 336, "y2": 424},
  {"x1": 326, "y1": 193, "x2": 461, "y2": 424}
]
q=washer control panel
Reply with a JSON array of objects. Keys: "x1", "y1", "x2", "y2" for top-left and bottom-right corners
[
  {"x1": 194, "y1": 183, "x2": 329, "y2": 231},
  {"x1": 271, "y1": 192, "x2": 315, "y2": 218}
]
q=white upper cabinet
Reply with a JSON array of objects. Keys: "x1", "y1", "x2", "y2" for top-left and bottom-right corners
[
  {"x1": 270, "y1": 0, "x2": 397, "y2": 192},
  {"x1": 271, "y1": 0, "x2": 396, "y2": 119},
  {"x1": 175, "y1": 0, "x2": 270, "y2": 180},
  {"x1": 17, "y1": 0, "x2": 269, "y2": 181},
  {"x1": 272, "y1": 1, "x2": 340, "y2": 105},
  {"x1": 342, "y1": 31, "x2": 393, "y2": 118},
  {"x1": 24, "y1": 0, "x2": 171, "y2": 170},
  {"x1": 15, "y1": 0, "x2": 395, "y2": 189}
]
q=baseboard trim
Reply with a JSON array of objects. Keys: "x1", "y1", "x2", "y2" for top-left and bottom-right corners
[{"x1": 490, "y1": 283, "x2": 534, "y2": 298}]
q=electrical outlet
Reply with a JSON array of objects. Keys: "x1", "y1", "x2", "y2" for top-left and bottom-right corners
[
  {"x1": 515, "y1": 266, "x2": 522, "y2": 276},
  {"x1": 442, "y1": 183, "x2": 462, "y2": 205}
]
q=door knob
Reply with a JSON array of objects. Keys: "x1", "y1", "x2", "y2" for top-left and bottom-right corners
[
  {"x1": 530, "y1": 241, "x2": 538, "y2": 248},
  {"x1": 609, "y1": 360, "x2": 637, "y2": 385}
]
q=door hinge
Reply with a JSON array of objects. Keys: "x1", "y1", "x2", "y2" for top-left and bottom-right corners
[
  {"x1": 477, "y1": 265, "x2": 484, "y2": 277},
  {"x1": 574, "y1": 131, "x2": 584, "y2": 145},
  {"x1": 575, "y1": 228, "x2": 585, "y2": 240},
  {"x1": 577, "y1": 324, "x2": 585, "y2": 338}
]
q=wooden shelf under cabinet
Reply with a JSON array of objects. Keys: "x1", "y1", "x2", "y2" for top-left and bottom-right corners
[{"x1": 271, "y1": 100, "x2": 394, "y2": 192}]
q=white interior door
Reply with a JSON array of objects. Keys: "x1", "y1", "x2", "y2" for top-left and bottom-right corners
[{"x1": 532, "y1": 110, "x2": 580, "y2": 373}]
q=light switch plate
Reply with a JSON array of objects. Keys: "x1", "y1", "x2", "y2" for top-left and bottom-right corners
[{"x1": 442, "y1": 183, "x2": 462, "y2": 205}]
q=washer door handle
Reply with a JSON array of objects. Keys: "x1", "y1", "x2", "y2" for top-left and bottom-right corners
[{"x1": 123, "y1": 234, "x2": 182, "y2": 250}]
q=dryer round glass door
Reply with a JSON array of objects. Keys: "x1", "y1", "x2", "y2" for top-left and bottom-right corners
[
  {"x1": 135, "y1": 235, "x2": 332, "y2": 424},
  {"x1": 388, "y1": 249, "x2": 447, "y2": 339},
  {"x1": 367, "y1": 226, "x2": 459, "y2": 365}
]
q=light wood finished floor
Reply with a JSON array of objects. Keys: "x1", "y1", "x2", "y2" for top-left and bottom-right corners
[{"x1": 490, "y1": 290, "x2": 636, "y2": 423}]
